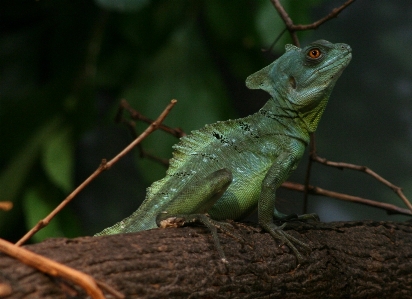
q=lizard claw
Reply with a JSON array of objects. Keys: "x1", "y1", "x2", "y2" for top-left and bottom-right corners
[{"x1": 263, "y1": 223, "x2": 311, "y2": 264}]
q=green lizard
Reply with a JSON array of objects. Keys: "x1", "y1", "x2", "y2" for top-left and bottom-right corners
[{"x1": 96, "y1": 40, "x2": 352, "y2": 263}]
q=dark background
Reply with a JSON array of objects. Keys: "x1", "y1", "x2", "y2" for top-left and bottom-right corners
[{"x1": 1, "y1": 0, "x2": 412, "y2": 242}]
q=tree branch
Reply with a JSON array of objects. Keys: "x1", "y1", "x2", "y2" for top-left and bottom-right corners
[
  {"x1": 270, "y1": 0, "x2": 356, "y2": 46},
  {"x1": 0, "y1": 201, "x2": 12, "y2": 211},
  {"x1": 311, "y1": 155, "x2": 412, "y2": 212},
  {"x1": 281, "y1": 181, "x2": 412, "y2": 216},
  {"x1": 0, "y1": 238, "x2": 123, "y2": 299},
  {"x1": 2, "y1": 221, "x2": 412, "y2": 298}
]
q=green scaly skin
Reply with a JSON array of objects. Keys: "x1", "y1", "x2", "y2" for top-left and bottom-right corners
[{"x1": 95, "y1": 40, "x2": 352, "y2": 263}]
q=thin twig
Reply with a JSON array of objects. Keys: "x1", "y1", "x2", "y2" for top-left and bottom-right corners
[
  {"x1": 0, "y1": 201, "x2": 12, "y2": 211},
  {"x1": 303, "y1": 134, "x2": 317, "y2": 213},
  {"x1": 292, "y1": 0, "x2": 356, "y2": 31},
  {"x1": 16, "y1": 99, "x2": 178, "y2": 246},
  {"x1": 312, "y1": 155, "x2": 412, "y2": 212},
  {"x1": 262, "y1": 27, "x2": 287, "y2": 53},
  {"x1": 0, "y1": 238, "x2": 120, "y2": 299},
  {"x1": 269, "y1": 0, "x2": 299, "y2": 46},
  {"x1": 281, "y1": 181, "x2": 412, "y2": 216},
  {"x1": 106, "y1": 99, "x2": 177, "y2": 168},
  {"x1": 117, "y1": 99, "x2": 185, "y2": 138},
  {"x1": 116, "y1": 99, "x2": 182, "y2": 167},
  {"x1": 137, "y1": 144, "x2": 170, "y2": 167},
  {"x1": 270, "y1": 0, "x2": 356, "y2": 46}
]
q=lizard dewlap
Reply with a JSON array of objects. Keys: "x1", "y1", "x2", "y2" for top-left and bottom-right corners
[{"x1": 96, "y1": 40, "x2": 352, "y2": 262}]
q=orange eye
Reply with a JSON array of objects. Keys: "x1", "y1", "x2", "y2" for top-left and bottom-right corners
[{"x1": 308, "y1": 48, "x2": 321, "y2": 59}]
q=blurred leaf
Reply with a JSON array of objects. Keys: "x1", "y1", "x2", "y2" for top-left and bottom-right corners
[
  {"x1": 0, "y1": 118, "x2": 61, "y2": 231},
  {"x1": 42, "y1": 127, "x2": 74, "y2": 193},
  {"x1": 95, "y1": 0, "x2": 149, "y2": 12},
  {"x1": 22, "y1": 188, "x2": 63, "y2": 242},
  {"x1": 0, "y1": 118, "x2": 60, "y2": 203}
]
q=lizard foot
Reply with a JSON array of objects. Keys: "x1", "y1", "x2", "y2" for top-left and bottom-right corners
[
  {"x1": 263, "y1": 223, "x2": 311, "y2": 264},
  {"x1": 158, "y1": 213, "x2": 245, "y2": 263}
]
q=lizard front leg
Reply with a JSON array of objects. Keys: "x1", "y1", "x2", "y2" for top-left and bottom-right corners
[
  {"x1": 258, "y1": 153, "x2": 311, "y2": 264},
  {"x1": 155, "y1": 168, "x2": 243, "y2": 263}
]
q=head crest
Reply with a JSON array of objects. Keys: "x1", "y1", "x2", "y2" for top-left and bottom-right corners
[
  {"x1": 285, "y1": 44, "x2": 299, "y2": 52},
  {"x1": 246, "y1": 44, "x2": 301, "y2": 94},
  {"x1": 245, "y1": 64, "x2": 273, "y2": 91}
]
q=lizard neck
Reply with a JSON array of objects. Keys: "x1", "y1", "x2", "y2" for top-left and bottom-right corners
[
  {"x1": 258, "y1": 98, "x2": 311, "y2": 145},
  {"x1": 265, "y1": 83, "x2": 331, "y2": 135},
  {"x1": 295, "y1": 94, "x2": 329, "y2": 133}
]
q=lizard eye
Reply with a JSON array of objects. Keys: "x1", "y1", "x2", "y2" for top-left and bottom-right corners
[{"x1": 307, "y1": 48, "x2": 321, "y2": 59}]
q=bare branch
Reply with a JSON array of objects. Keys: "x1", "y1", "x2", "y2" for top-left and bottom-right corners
[
  {"x1": 117, "y1": 99, "x2": 185, "y2": 138},
  {"x1": 262, "y1": 28, "x2": 288, "y2": 52},
  {"x1": 293, "y1": 0, "x2": 356, "y2": 31},
  {"x1": 0, "y1": 238, "x2": 123, "y2": 299},
  {"x1": 0, "y1": 201, "x2": 12, "y2": 211},
  {"x1": 269, "y1": 0, "x2": 299, "y2": 45},
  {"x1": 312, "y1": 155, "x2": 412, "y2": 212},
  {"x1": 136, "y1": 144, "x2": 170, "y2": 167},
  {"x1": 281, "y1": 181, "x2": 412, "y2": 216},
  {"x1": 270, "y1": 0, "x2": 356, "y2": 46},
  {"x1": 303, "y1": 134, "x2": 317, "y2": 213},
  {"x1": 115, "y1": 99, "x2": 174, "y2": 167}
]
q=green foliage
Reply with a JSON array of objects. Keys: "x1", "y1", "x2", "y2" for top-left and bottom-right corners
[
  {"x1": 42, "y1": 127, "x2": 74, "y2": 193},
  {"x1": 0, "y1": 119, "x2": 60, "y2": 232},
  {"x1": 22, "y1": 189, "x2": 63, "y2": 242}
]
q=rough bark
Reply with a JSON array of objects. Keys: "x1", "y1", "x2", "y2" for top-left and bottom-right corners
[{"x1": 0, "y1": 221, "x2": 411, "y2": 299}]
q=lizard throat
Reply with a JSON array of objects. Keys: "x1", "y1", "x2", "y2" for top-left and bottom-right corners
[{"x1": 298, "y1": 96, "x2": 329, "y2": 133}]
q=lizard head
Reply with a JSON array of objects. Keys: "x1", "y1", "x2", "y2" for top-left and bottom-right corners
[{"x1": 246, "y1": 40, "x2": 352, "y2": 132}]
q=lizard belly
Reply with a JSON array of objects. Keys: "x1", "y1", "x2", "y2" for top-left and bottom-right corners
[
  {"x1": 206, "y1": 135, "x2": 304, "y2": 221},
  {"x1": 207, "y1": 160, "x2": 270, "y2": 221}
]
